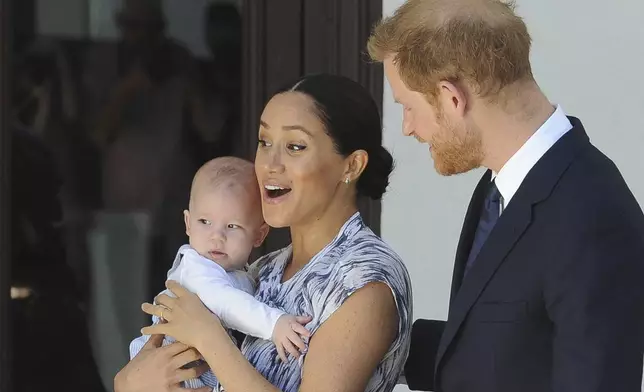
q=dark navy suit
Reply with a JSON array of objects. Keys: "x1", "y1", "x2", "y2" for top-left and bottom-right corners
[{"x1": 405, "y1": 117, "x2": 644, "y2": 392}]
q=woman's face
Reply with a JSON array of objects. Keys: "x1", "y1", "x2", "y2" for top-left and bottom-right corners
[{"x1": 255, "y1": 92, "x2": 349, "y2": 228}]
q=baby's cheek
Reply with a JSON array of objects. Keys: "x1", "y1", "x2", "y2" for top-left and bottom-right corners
[{"x1": 229, "y1": 235, "x2": 254, "y2": 258}]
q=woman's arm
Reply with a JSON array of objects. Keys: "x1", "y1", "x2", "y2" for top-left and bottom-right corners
[
  {"x1": 142, "y1": 281, "x2": 281, "y2": 392},
  {"x1": 299, "y1": 281, "x2": 398, "y2": 391},
  {"x1": 204, "y1": 281, "x2": 398, "y2": 392},
  {"x1": 143, "y1": 280, "x2": 398, "y2": 392}
]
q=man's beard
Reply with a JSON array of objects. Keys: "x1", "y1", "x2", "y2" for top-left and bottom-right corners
[{"x1": 430, "y1": 116, "x2": 484, "y2": 176}]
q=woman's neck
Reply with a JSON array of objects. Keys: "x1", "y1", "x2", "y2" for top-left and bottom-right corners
[{"x1": 289, "y1": 202, "x2": 358, "y2": 270}]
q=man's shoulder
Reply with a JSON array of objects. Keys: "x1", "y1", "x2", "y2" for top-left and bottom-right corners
[
  {"x1": 546, "y1": 143, "x2": 643, "y2": 225},
  {"x1": 561, "y1": 144, "x2": 635, "y2": 203}
]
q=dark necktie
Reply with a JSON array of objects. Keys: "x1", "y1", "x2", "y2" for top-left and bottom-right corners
[{"x1": 464, "y1": 180, "x2": 502, "y2": 275}]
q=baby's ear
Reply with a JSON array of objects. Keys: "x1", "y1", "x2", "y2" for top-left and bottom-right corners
[
  {"x1": 254, "y1": 222, "x2": 270, "y2": 247},
  {"x1": 183, "y1": 210, "x2": 191, "y2": 237}
]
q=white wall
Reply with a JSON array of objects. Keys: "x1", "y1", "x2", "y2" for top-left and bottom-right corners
[{"x1": 380, "y1": 1, "x2": 644, "y2": 391}]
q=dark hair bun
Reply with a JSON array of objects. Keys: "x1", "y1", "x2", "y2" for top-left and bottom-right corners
[
  {"x1": 278, "y1": 74, "x2": 394, "y2": 200},
  {"x1": 357, "y1": 146, "x2": 394, "y2": 200}
]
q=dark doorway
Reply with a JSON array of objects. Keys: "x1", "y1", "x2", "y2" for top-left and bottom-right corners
[
  {"x1": 0, "y1": 0, "x2": 383, "y2": 390},
  {"x1": 241, "y1": 0, "x2": 384, "y2": 253}
]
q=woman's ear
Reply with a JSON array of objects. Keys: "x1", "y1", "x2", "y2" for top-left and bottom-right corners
[
  {"x1": 183, "y1": 210, "x2": 191, "y2": 237},
  {"x1": 342, "y1": 149, "x2": 369, "y2": 183},
  {"x1": 254, "y1": 222, "x2": 270, "y2": 247}
]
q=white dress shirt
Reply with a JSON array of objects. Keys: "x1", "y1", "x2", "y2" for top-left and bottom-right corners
[{"x1": 494, "y1": 105, "x2": 573, "y2": 213}]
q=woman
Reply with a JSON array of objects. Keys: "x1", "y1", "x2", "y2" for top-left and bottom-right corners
[{"x1": 115, "y1": 74, "x2": 412, "y2": 392}]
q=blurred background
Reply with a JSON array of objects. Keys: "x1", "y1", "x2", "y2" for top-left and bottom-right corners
[{"x1": 0, "y1": 0, "x2": 382, "y2": 391}]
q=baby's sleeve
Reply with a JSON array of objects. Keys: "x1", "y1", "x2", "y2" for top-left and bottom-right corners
[{"x1": 180, "y1": 255, "x2": 285, "y2": 340}]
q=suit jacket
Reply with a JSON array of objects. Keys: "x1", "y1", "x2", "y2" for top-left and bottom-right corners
[{"x1": 405, "y1": 117, "x2": 644, "y2": 392}]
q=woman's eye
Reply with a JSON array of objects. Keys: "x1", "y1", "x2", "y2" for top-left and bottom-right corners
[
  {"x1": 258, "y1": 139, "x2": 271, "y2": 147},
  {"x1": 288, "y1": 144, "x2": 306, "y2": 152},
  {"x1": 198, "y1": 219, "x2": 211, "y2": 225},
  {"x1": 227, "y1": 224, "x2": 241, "y2": 229}
]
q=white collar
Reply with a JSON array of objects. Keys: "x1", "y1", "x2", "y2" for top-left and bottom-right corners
[{"x1": 494, "y1": 105, "x2": 572, "y2": 208}]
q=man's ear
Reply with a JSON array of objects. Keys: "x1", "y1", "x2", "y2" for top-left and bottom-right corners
[
  {"x1": 437, "y1": 79, "x2": 469, "y2": 117},
  {"x1": 254, "y1": 222, "x2": 270, "y2": 247},
  {"x1": 183, "y1": 210, "x2": 191, "y2": 237}
]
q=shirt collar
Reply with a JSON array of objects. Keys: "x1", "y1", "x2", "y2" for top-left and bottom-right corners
[{"x1": 494, "y1": 105, "x2": 573, "y2": 207}]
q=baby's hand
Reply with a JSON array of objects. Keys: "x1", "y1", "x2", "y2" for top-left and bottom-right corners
[{"x1": 272, "y1": 314, "x2": 312, "y2": 362}]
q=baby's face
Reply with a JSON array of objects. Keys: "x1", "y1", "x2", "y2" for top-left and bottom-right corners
[{"x1": 184, "y1": 184, "x2": 268, "y2": 271}]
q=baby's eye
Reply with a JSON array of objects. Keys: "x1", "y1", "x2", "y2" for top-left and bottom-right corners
[
  {"x1": 198, "y1": 219, "x2": 211, "y2": 225},
  {"x1": 227, "y1": 223, "x2": 241, "y2": 229}
]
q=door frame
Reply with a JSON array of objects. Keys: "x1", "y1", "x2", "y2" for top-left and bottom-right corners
[{"x1": 0, "y1": 0, "x2": 12, "y2": 389}]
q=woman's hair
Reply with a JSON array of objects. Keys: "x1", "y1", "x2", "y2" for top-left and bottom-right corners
[{"x1": 277, "y1": 74, "x2": 394, "y2": 200}]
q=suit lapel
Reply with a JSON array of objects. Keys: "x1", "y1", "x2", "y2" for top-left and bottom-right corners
[
  {"x1": 435, "y1": 117, "x2": 590, "y2": 374},
  {"x1": 435, "y1": 198, "x2": 533, "y2": 370}
]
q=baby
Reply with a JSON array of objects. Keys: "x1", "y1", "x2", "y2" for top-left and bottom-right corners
[{"x1": 129, "y1": 157, "x2": 309, "y2": 389}]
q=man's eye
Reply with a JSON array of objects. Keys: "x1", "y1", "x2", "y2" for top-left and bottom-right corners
[
  {"x1": 198, "y1": 219, "x2": 211, "y2": 225},
  {"x1": 258, "y1": 139, "x2": 271, "y2": 147},
  {"x1": 288, "y1": 144, "x2": 306, "y2": 152}
]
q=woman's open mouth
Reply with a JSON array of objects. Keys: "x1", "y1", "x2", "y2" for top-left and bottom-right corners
[{"x1": 264, "y1": 184, "x2": 292, "y2": 202}]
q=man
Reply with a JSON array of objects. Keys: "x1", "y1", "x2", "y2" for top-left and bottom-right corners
[{"x1": 368, "y1": 1, "x2": 644, "y2": 391}]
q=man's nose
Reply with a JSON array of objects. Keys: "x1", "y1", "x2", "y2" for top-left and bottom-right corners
[{"x1": 402, "y1": 114, "x2": 413, "y2": 136}]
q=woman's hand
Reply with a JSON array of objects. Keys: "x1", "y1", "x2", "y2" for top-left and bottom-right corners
[
  {"x1": 114, "y1": 333, "x2": 211, "y2": 392},
  {"x1": 141, "y1": 280, "x2": 226, "y2": 350}
]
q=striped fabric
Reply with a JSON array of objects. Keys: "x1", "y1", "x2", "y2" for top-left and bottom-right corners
[
  {"x1": 238, "y1": 212, "x2": 412, "y2": 392},
  {"x1": 131, "y1": 212, "x2": 412, "y2": 392}
]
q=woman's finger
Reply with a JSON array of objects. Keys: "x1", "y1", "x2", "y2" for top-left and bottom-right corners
[
  {"x1": 171, "y1": 347, "x2": 201, "y2": 368},
  {"x1": 290, "y1": 322, "x2": 311, "y2": 338},
  {"x1": 165, "y1": 280, "x2": 190, "y2": 297},
  {"x1": 287, "y1": 330, "x2": 307, "y2": 352},
  {"x1": 284, "y1": 339, "x2": 301, "y2": 359},
  {"x1": 142, "y1": 303, "x2": 173, "y2": 321},
  {"x1": 141, "y1": 333, "x2": 165, "y2": 350},
  {"x1": 160, "y1": 341, "x2": 191, "y2": 357},
  {"x1": 171, "y1": 386, "x2": 212, "y2": 392},
  {"x1": 154, "y1": 293, "x2": 178, "y2": 309},
  {"x1": 141, "y1": 323, "x2": 168, "y2": 336},
  {"x1": 276, "y1": 343, "x2": 287, "y2": 363},
  {"x1": 171, "y1": 361, "x2": 210, "y2": 384}
]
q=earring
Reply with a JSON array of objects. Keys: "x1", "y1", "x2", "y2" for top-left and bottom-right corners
[{"x1": 344, "y1": 178, "x2": 350, "y2": 184}]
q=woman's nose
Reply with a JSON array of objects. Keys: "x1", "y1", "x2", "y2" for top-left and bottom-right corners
[{"x1": 262, "y1": 147, "x2": 285, "y2": 174}]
